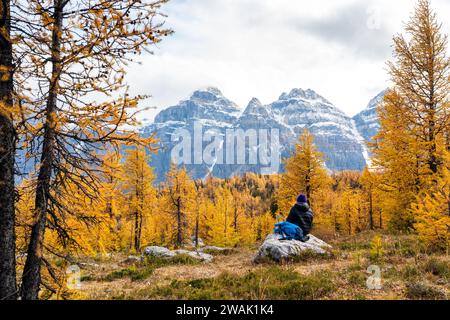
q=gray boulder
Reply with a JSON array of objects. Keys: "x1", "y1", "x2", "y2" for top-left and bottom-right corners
[
  {"x1": 254, "y1": 234, "x2": 332, "y2": 263},
  {"x1": 172, "y1": 249, "x2": 191, "y2": 255},
  {"x1": 173, "y1": 249, "x2": 213, "y2": 263},
  {"x1": 143, "y1": 246, "x2": 213, "y2": 263},
  {"x1": 188, "y1": 251, "x2": 213, "y2": 263},
  {"x1": 143, "y1": 246, "x2": 176, "y2": 258},
  {"x1": 123, "y1": 255, "x2": 144, "y2": 264}
]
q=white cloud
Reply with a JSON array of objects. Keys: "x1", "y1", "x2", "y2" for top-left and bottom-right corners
[{"x1": 126, "y1": 0, "x2": 450, "y2": 122}]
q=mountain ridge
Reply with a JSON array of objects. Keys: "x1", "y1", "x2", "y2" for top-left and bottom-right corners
[{"x1": 142, "y1": 87, "x2": 385, "y2": 182}]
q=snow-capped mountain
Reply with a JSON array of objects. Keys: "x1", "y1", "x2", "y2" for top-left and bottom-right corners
[
  {"x1": 142, "y1": 87, "x2": 379, "y2": 182},
  {"x1": 352, "y1": 89, "x2": 388, "y2": 142},
  {"x1": 153, "y1": 87, "x2": 241, "y2": 125},
  {"x1": 237, "y1": 88, "x2": 369, "y2": 172},
  {"x1": 141, "y1": 87, "x2": 241, "y2": 181}
]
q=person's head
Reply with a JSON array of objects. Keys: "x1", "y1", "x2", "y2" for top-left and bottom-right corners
[{"x1": 296, "y1": 194, "x2": 307, "y2": 204}]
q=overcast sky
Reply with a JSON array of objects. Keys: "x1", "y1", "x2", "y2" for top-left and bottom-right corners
[{"x1": 127, "y1": 0, "x2": 450, "y2": 122}]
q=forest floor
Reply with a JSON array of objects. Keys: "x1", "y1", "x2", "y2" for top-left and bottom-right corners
[{"x1": 72, "y1": 232, "x2": 449, "y2": 300}]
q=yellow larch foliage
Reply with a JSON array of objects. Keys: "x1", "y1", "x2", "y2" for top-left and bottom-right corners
[
  {"x1": 412, "y1": 150, "x2": 450, "y2": 250},
  {"x1": 372, "y1": 0, "x2": 449, "y2": 235},
  {"x1": 160, "y1": 164, "x2": 196, "y2": 248},
  {"x1": 119, "y1": 147, "x2": 157, "y2": 253},
  {"x1": 204, "y1": 186, "x2": 240, "y2": 247},
  {"x1": 277, "y1": 128, "x2": 331, "y2": 216}
]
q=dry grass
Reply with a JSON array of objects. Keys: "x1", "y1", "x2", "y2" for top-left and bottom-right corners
[{"x1": 73, "y1": 232, "x2": 449, "y2": 300}]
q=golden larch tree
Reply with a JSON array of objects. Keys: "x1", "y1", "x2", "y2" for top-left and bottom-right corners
[
  {"x1": 121, "y1": 147, "x2": 156, "y2": 253},
  {"x1": 373, "y1": 0, "x2": 449, "y2": 233},
  {"x1": 161, "y1": 164, "x2": 196, "y2": 248},
  {"x1": 277, "y1": 129, "x2": 330, "y2": 215},
  {"x1": 17, "y1": 0, "x2": 172, "y2": 299}
]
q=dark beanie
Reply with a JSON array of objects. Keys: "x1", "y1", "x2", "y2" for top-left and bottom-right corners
[{"x1": 297, "y1": 194, "x2": 307, "y2": 203}]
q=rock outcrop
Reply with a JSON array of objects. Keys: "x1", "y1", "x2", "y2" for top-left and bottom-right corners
[
  {"x1": 143, "y1": 246, "x2": 213, "y2": 262},
  {"x1": 254, "y1": 234, "x2": 332, "y2": 263},
  {"x1": 144, "y1": 246, "x2": 177, "y2": 258}
]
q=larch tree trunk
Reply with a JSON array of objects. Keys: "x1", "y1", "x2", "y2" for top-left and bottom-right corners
[
  {"x1": 134, "y1": 211, "x2": 140, "y2": 252},
  {"x1": 379, "y1": 210, "x2": 383, "y2": 229},
  {"x1": 21, "y1": 0, "x2": 63, "y2": 300},
  {"x1": 368, "y1": 189, "x2": 374, "y2": 230},
  {"x1": 194, "y1": 201, "x2": 200, "y2": 247},
  {"x1": 176, "y1": 197, "x2": 182, "y2": 248},
  {"x1": 193, "y1": 181, "x2": 201, "y2": 247},
  {"x1": 233, "y1": 205, "x2": 238, "y2": 232},
  {"x1": 0, "y1": 0, "x2": 17, "y2": 300}
]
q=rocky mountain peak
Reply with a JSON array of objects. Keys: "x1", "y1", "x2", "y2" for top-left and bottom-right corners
[
  {"x1": 154, "y1": 86, "x2": 240, "y2": 124},
  {"x1": 190, "y1": 87, "x2": 224, "y2": 101},
  {"x1": 278, "y1": 88, "x2": 331, "y2": 104},
  {"x1": 247, "y1": 97, "x2": 262, "y2": 107},
  {"x1": 365, "y1": 88, "x2": 389, "y2": 111}
]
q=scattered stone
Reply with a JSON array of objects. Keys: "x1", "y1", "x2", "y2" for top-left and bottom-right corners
[
  {"x1": 435, "y1": 278, "x2": 447, "y2": 286},
  {"x1": 143, "y1": 246, "x2": 176, "y2": 258},
  {"x1": 143, "y1": 246, "x2": 213, "y2": 262},
  {"x1": 172, "y1": 249, "x2": 192, "y2": 255},
  {"x1": 123, "y1": 255, "x2": 143, "y2": 264},
  {"x1": 187, "y1": 251, "x2": 213, "y2": 263},
  {"x1": 78, "y1": 262, "x2": 100, "y2": 269},
  {"x1": 190, "y1": 236, "x2": 205, "y2": 247},
  {"x1": 173, "y1": 249, "x2": 213, "y2": 262},
  {"x1": 254, "y1": 233, "x2": 332, "y2": 263}
]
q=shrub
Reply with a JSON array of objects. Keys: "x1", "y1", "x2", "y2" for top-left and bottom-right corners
[
  {"x1": 201, "y1": 248, "x2": 235, "y2": 256},
  {"x1": 291, "y1": 249, "x2": 335, "y2": 263},
  {"x1": 80, "y1": 274, "x2": 94, "y2": 282},
  {"x1": 104, "y1": 267, "x2": 139, "y2": 281},
  {"x1": 423, "y1": 258, "x2": 450, "y2": 279},
  {"x1": 402, "y1": 265, "x2": 422, "y2": 281},
  {"x1": 369, "y1": 234, "x2": 384, "y2": 262},
  {"x1": 337, "y1": 242, "x2": 370, "y2": 251},
  {"x1": 405, "y1": 282, "x2": 447, "y2": 300},
  {"x1": 347, "y1": 271, "x2": 367, "y2": 287},
  {"x1": 103, "y1": 266, "x2": 154, "y2": 282}
]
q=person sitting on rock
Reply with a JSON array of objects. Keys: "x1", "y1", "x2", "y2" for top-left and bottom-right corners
[{"x1": 286, "y1": 194, "x2": 313, "y2": 242}]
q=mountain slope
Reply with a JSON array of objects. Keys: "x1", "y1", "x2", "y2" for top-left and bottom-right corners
[
  {"x1": 352, "y1": 89, "x2": 388, "y2": 142},
  {"x1": 141, "y1": 87, "x2": 241, "y2": 181}
]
